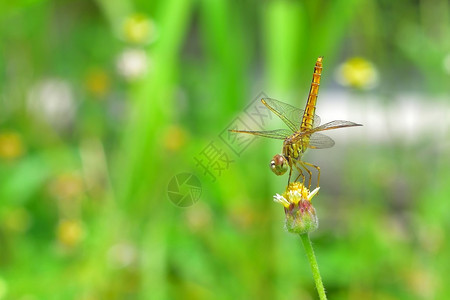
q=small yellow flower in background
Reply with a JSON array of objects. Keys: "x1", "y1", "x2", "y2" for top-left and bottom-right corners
[
  {"x1": 163, "y1": 125, "x2": 189, "y2": 152},
  {"x1": 48, "y1": 172, "x2": 84, "y2": 220},
  {"x1": 0, "y1": 131, "x2": 25, "y2": 160},
  {"x1": 48, "y1": 172, "x2": 84, "y2": 201},
  {"x1": 57, "y1": 219, "x2": 84, "y2": 248},
  {"x1": 184, "y1": 202, "x2": 213, "y2": 233},
  {"x1": 122, "y1": 13, "x2": 157, "y2": 45},
  {"x1": 84, "y1": 67, "x2": 110, "y2": 99},
  {"x1": 2, "y1": 208, "x2": 31, "y2": 233},
  {"x1": 335, "y1": 57, "x2": 379, "y2": 90},
  {"x1": 274, "y1": 182, "x2": 320, "y2": 234}
]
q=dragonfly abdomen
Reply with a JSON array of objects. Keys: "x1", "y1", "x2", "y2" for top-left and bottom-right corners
[{"x1": 300, "y1": 57, "x2": 323, "y2": 132}]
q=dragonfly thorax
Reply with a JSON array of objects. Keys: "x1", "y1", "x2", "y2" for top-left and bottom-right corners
[{"x1": 282, "y1": 134, "x2": 309, "y2": 161}]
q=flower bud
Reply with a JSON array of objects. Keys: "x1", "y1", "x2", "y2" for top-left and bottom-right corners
[{"x1": 273, "y1": 182, "x2": 320, "y2": 234}]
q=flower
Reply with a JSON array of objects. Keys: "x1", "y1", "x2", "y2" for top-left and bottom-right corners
[
  {"x1": 116, "y1": 48, "x2": 150, "y2": 81},
  {"x1": 163, "y1": 125, "x2": 189, "y2": 152},
  {"x1": 48, "y1": 172, "x2": 84, "y2": 201},
  {"x1": 27, "y1": 78, "x2": 76, "y2": 130},
  {"x1": 121, "y1": 13, "x2": 157, "y2": 45},
  {"x1": 84, "y1": 67, "x2": 110, "y2": 99},
  {"x1": 274, "y1": 182, "x2": 320, "y2": 234},
  {"x1": 0, "y1": 131, "x2": 25, "y2": 160},
  {"x1": 2, "y1": 207, "x2": 31, "y2": 233},
  {"x1": 57, "y1": 219, "x2": 85, "y2": 248},
  {"x1": 107, "y1": 242, "x2": 138, "y2": 269},
  {"x1": 335, "y1": 57, "x2": 379, "y2": 90}
]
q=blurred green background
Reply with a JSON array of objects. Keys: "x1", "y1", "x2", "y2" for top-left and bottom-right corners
[{"x1": 1, "y1": 0, "x2": 450, "y2": 299}]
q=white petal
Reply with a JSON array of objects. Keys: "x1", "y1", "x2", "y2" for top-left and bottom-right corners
[
  {"x1": 273, "y1": 194, "x2": 289, "y2": 206},
  {"x1": 307, "y1": 187, "x2": 320, "y2": 201}
]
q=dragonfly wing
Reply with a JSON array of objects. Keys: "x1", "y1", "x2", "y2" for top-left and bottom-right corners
[
  {"x1": 309, "y1": 120, "x2": 362, "y2": 133},
  {"x1": 229, "y1": 128, "x2": 291, "y2": 140},
  {"x1": 314, "y1": 114, "x2": 321, "y2": 127},
  {"x1": 307, "y1": 133, "x2": 335, "y2": 149},
  {"x1": 261, "y1": 98, "x2": 321, "y2": 131}
]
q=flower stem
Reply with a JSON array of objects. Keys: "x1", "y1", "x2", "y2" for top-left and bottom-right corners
[{"x1": 300, "y1": 233, "x2": 327, "y2": 300}]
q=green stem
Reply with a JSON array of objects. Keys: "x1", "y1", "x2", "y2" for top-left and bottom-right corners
[{"x1": 300, "y1": 233, "x2": 327, "y2": 300}]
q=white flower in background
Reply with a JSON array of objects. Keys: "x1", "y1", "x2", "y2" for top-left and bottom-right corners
[
  {"x1": 107, "y1": 242, "x2": 138, "y2": 269},
  {"x1": 335, "y1": 57, "x2": 379, "y2": 90},
  {"x1": 443, "y1": 53, "x2": 450, "y2": 75},
  {"x1": 27, "y1": 78, "x2": 75, "y2": 129},
  {"x1": 116, "y1": 48, "x2": 149, "y2": 81}
]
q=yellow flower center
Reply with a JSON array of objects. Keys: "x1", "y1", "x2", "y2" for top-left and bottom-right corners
[{"x1": 274, "y1": 182, "x2": 320, "y2": 208}]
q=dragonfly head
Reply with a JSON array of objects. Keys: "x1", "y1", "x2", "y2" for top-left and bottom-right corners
[{"x1": 270, "y1": 154, "x2": 288, "y2": 176}]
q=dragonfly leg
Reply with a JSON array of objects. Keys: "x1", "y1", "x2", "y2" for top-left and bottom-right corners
[
  {"x1": 292, "y1": 161, "x2": 306, "y2": 187},
  {"x1": 287, "y1": 159, "x2": 293, "y2": 186},
  {"x1": 293, "y1": 163, "x2": 304, "y2": 183},
  {"x1": 302, "y1": 161, "x2": 321, "y2": 189},
  {"x1": 298, "y1": 161, "x2": 313, "y2": 190},
  {"x1": 292, "y1": 161, "x2": 307, "y2": 195}
]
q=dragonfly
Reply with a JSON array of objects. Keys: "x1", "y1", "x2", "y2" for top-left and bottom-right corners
[{"x1": 230, "y1": 56, "x2": 362, "y2": 189}]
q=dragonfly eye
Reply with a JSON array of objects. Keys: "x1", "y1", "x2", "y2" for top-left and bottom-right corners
[{"x1": 270, "y1": 154, "x2": 288, "y2": 176}]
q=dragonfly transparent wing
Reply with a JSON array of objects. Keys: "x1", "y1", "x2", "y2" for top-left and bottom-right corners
[
  {"x1": 308, "y1": 120, "x2": 362, "y2": 133},
  {"x1": 261, "y1": 98, "x2": 321, "y2": 132},
  {"x1": 307, "y1": 133, "x2": 335, "y2": 149},
  {"x1": 229, "y1": 128, "x2": 292, "y2": 140},
  {"x1": 301, "y1": 120, "x2": 361, "y2": 149}
]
